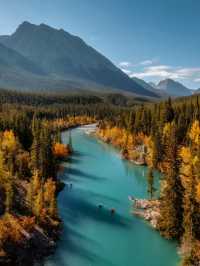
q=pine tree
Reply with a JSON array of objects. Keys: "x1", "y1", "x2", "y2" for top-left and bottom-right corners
[
  {"x1": 158, "y1": 122, "x2": 183, "y2": 239},
  {"x1": 44, "y1": 178, "x2": 58, "y2": 218},
  {"x1": 0, "y1": 150, "x2": 7, "y2": 185},
  {"x1": 179, "y1": 121, "x2": 200, "y2": 261},
  {"x1": 54, "y1": 129, "x2": 62, "y2": 143},
  {"x1": 39, "y1": 126, "x2": 55, "y2": 179},
  {"x1": 30, "y1": 118, "x2": 40, "y2": 171},
  {"x1": 147, "y1": 167, "x2": 156, "y2": 199},
  {"x1": 26, "y1": 181, "x2": 33, "y2": 212},
  {"x1": 33, "y1": 188, "x2": 43, "y2": 220},
  {"x1": 162, "y1": 98, "x2": 174, "y2": 124},
  {"x1": 5, "y1": 178, "x2": 13, "y2": 213},
  {"x1": 32, "y1": 170, "x2": 41, "y2": 193}
]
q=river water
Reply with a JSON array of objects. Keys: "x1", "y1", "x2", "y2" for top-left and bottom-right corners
[{"x1": 45, "y1": 125, "x2": 179, "y2": 266}]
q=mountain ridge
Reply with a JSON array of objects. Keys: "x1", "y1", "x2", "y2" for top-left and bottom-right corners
[
  {"x1": 157, "y1": 78, "x2": 192, "y2": 96},
  {"x1": 132, "y1": 77, "x2": 169, "y2": 98},
  {"x1": 0, "y1": 21, "x2": 156, "y2": 97}
]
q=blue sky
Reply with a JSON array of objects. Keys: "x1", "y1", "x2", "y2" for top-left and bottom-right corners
[{"x1": 0, "y1": 0, "x2": 200, "y2": 89}]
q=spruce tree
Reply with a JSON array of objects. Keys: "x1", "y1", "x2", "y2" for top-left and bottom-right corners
[
  {"x1": 147, "y1": 167, "x2": 156, "y2": 199},
  {"x1": 158, "y1": 122, "x2": 183, "y2": 239}
]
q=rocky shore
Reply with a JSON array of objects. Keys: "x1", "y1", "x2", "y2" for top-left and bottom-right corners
[
  {"x1": 131, "y1": 198, "x2": 160, "y2": 229},
  {"x1": 0, "y1": 225, "x2": 60, "y2": 266}
]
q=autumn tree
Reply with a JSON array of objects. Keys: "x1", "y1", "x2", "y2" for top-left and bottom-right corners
[
  {"x1": 179, "y1": 121, "x2": 200, "y2": 263},
  {"x1": 27, "y1": 170, "x2": 41, "y2": 214},
  {"x1": 158, "y1": 122, "x2": 183, "y2": 239},
  {"x1": 30, "y1": 117, "x2": 41, "y2": 171},
  {"x1": 53, "y1": 143, "x2": 71, "y2": 159},
  {"x1": 44, "y1": 178, "x2": 58, "y2": 218}
]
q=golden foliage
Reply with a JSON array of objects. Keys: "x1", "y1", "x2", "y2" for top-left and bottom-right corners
[
  {"x1": 180, "y1": 147, "x2": 192, "y2": 165},
  {"x1": 179, "y1": 147, "x2": 193, "y2": 189},
  {"x1": 145, "y1": 136, "x2": 154, "y2": 167},
  {"x1": 163, "y1": 122, "x2": 171, "y2": 137},
  {"x1": 97, "y1": 126, "x2": 134, "y2": 149},
  {"x1": 189, "y1": 120, "x2": 200, "y2": 144},
  {"x1": 53, "y1": 143, "x2": 71, "y2": 159},
  {"x1": 44, "y1": 178, "x2": 57, "y2": 217},
  {"x1": 196, "y1": 182, "x2": 200, "y2": 203},
  {"x1": 0, "y1": 214, "x2": 36, "y2": 252},
  {"x1": 32, "y1": 170, "x2": 41, "y2": 193},
  {"x1": 0, "y1": 214, "x2": 24, "y2": 244},
  {"x1": 19, "y1": 216, "x2": 35, "y2": 232},
  {"x1": 1, "y1": 130, "x2": 18, "y2": 153},
  {"x1": 33, "y1": 188, "x2": 43, "y2": 218},
  {"x1": 97, "y1": 125, "x2": 149, "y2": 164}
]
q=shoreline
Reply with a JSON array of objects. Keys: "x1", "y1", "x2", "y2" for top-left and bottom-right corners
[
  {"x1": 95, "y1": 129, "x2": 162, "y2": 227},
  {"x1": 130, "y1": 198, "x2": 161, "y2": 229}
]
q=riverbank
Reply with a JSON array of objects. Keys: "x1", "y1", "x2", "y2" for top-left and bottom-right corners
[
  {"x1": 12, "y1": 121, "x2": 97, "y2": 266},
  {"x1": 0, "y1": 178, "x2": 63, "y2": 266},
  {"x1": 95, "y1": 127, "x2": 176, "y2": 226},
  {"x1": 131, "y1": 198, "x2": 161, "y2": 229},
  {"x1": 95, "y1": 125, "x2": 147, "y2": 166},
  {"x1": 0, "y1": 120, "x2": 78, "y2": 266},
  {"x1": 49, "y1": 116, "x2": 97, "y2": 133},
  {"x1": 0, "y1": 218, "x2": 60, "y2": 266}
]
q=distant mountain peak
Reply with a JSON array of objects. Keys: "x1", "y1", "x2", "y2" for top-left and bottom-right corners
[
  {"x1": 132, "y1": 77, "x2": 168, "y2": 98},
  {"x1": 158, "y1": 78, "x2": 181, "y2": 86},
  {"x1": 17, "y1": 21, "x2": 35, "y2": 30},
  {"x1": 20, "y1": 21, "x2": 32, "y2": 26},
  {"x1": 162, "y1": 78, "x2": 173, "y2": 82},
  {"x1": 157, "y1": 78, "x2": 192, "y2": 97}
]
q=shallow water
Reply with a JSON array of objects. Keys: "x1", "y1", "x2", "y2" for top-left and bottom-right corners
[{"x1": 45, "y1": 126, "x2": 180, "y2": 266}]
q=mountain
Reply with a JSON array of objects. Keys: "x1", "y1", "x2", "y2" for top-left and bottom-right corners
[
  {"x1": 0, "y1": 42, "x2": 50, "y2": 90},
  {"x1": 0, "y1": 42, "x2": 43, "y2": 75},
  {"x1": 0, "y1": 21, "x2": 156, "y2": 97},
  {"x1": 157, "y1": 79, "x2": 192, "y2": 97},
  {"x1": 132, "y1": 77, "x2": 169, "y2": 98},
  {"x1": 193, "y1": 88, "x2": 200, "y2": 94},
  {"x1": 148, "y1": 82, "x2": 157, "y2": 89}
]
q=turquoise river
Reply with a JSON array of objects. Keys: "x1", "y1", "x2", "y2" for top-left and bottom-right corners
[{"x1": 45, "y1": 125, "x2": 180, "y2": 266}]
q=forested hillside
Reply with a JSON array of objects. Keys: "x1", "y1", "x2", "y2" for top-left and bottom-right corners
[
  {"x1": 97, "y1": 94, "x2": 200, "y2": 266},
  {"x1": 0, "y1": 93, "x2": 97, "y2": 265}
]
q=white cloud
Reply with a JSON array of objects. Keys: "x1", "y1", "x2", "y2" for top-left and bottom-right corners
[
  {"x1": 176, "y1": 68, "x2": 200, "y2": 77},
  {"x1": 140, "y1": 60, "x2": 153, "y2": 66},
  {"x1": 119, "y1": 58, "x2": 158, "y2": 70},
  {"x1": 130, "y1": 65, "x2": 200, "y2": 81},
  {"x1": 118, "y1": 61, "x2": 132, "y2": 68},
  {"x1": 118, "y1": 58, "x2": 200, "y2": 88},
  {"x1": 147, "y1": 65, "x2": 171, "y2": 70}
]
